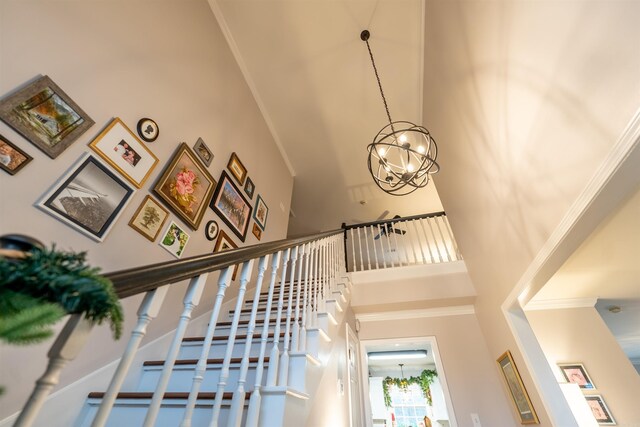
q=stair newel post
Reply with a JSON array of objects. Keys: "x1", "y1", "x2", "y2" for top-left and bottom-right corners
[
  {"x1": 299, "y1": 242, "x2": 313, "y2": 352},
  {"x1": 266, "y1": 248, "x2": 291, "y2": 386},
  {"x1": 245, "y1": 251, "x2": 282, "y2": 427},
  {"x1": 277, "y1": 245, "x2": 298, "y2": 386},
  {"x1": 227, "y1": 255, "x2": 268, "y2": 427},
  {"x1": 92, "y1": 286, "x2": 170, "y2": 427},
  {"x1": 143, "y1": 273, "x2": 209, "y2": 427},
  {"x1": 291, "y1": 243, "x2": 307, "y2": 352},
  {"x1": 14, "y1": 314, "x2": 93, "y2": 427},
  {"x1": 209, "y1": 260, "x2": 255, "y2": 427},
  {"x1": 179, "y1": 268, "x2": 233, "y2": 427}
]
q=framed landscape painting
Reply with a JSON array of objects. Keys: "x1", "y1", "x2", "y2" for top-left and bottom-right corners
[
  {"x1": 253, "y1": 194, "x2": 269, "y2": 231},
  {"x1": 153, "y1": 143, "x2": 217, "y2": 230},
  {"x1": 37, "y1": 154, "x2": 135, "y2": 242},
  {"x1": 0, "y1": 75, "x2": 94, "y2": 158},
  {"x1": 497, "y1": 351, "x2": 539, "y2": 425},
  {"x1": 128, "y1": 195, "x2": 169, "y2": 242},
  {"x1": 89, "y1": 117, "x2": 158, "y2": 188},
  {"x1": 210, "y1": 171, "x2": 252, "y2": 242},
  {"x1": 0, "y1": 134, "x2": 32, "y2": 175}
]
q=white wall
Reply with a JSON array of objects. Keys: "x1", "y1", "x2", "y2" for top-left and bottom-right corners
[
  {"x1": 423, "y1": 1, "x2": 640, "y2": 425},
  {"x1": 0, "y1": 0, "x2": 292, "y2": 420}
]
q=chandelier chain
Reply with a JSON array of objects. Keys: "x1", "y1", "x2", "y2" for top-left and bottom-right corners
[{"x1": 364, "y1": 38, "x2": 394, "y2": 129}]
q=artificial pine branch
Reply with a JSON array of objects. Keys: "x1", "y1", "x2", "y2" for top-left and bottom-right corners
[{"x1": 0, "y1": 302, "x2": 65, "y2": 345}]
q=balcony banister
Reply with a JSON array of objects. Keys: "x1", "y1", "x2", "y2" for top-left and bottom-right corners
[{"x1": 341, "y1": 210, "x2": 446, "y2": 230}]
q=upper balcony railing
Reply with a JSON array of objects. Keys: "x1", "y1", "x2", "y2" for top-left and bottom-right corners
[{"x1": 343, "y1": 212, "x2": 462, "y2": 272}]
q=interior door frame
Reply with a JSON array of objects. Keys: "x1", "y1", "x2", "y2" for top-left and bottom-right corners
[{"x1": 346, "y1": 323, "x2": 365, "y2": 427}]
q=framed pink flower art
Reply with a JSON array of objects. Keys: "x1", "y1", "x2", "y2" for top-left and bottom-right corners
[{"x1": 154, "y1": 143, "x2": 216, "y2": 230}]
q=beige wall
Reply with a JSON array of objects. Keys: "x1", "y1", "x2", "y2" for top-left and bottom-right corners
[
  {"x1": 527, "y1": 307, "x2": 640, "y2": 425},
  {"x1": 0, "y1": 0, "x2": 292, "y2": 419},
  {"x1": 358, "y1": 314, "x2": 516, "y2": 427},
  {"x1": 423, "y1": 1, "x2": 640, "y2": 424}
]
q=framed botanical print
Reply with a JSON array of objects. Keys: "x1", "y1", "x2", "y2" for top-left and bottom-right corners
[
  {"x1": 0, "y1": 134, "x2": 32, "y2": 175},
  {"x1": 0, "y1": 75, "x2": 94, "y2": 158},
  {"x1": 252, "y1": 222, "x2": 262, "y2": 240},
  {"x1": 558, "y1": 363, "x2": 595, "y2": 389},
  {"x1": 227, "y1": 152, "x2": 247, "y2": 185},
  {"x1": 153, "y1": 143, "x2": 217, "y2": 230},
  {"x1": 193, "y1": 137, "x2": 213, "y2": 167},
  {"x1": 213, "y1": 229, "x2": 239, "y2": 280},
  {"x1": 88, "y1": 117, "x2": 159, "y2": 188},
  {"x1": 585, "y1": 395, "x2": 616, "y2": 425},
  {"x1": 128, "y1": 195, "x2": 169, "y2": 242},
  {"x1": 159, "y1": 221, "x2": 190, "y2": 258},
  {"x1": 210, "y1": 171, "x2": 252, "y2": 242},
  {"x1": 37, "y1": 154, "x2": 135, "y2": 242},
  {"x1": 497, "y1": 351, "x2": 539, "y2": 424},
  {"x1": 244, "y1": 176, "x2": 255, "y2": 199},
  {"x1": 253, "y1": 194, "x2": 269, "y2": 231}
]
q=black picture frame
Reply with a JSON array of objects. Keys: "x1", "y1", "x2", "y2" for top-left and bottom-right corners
[
  {"x1": 244, "y1": 176, "x2": 255, "y2": 199},
  {"x1": 205, "y1": 220, "x2": 219, "y2": 241},
  {"x1": 136, "y1": 117, "x2": 159, "y2": 142},
  {"x1": 0, "y1": 133, "x2": 33, "y2": 175},
  {"x1": 210, "y1": 171, "x2": 252, "y2": 242}
]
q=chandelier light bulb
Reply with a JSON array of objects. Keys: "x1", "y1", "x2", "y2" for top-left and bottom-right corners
[
  {"x1": 417, "y1": 145, "x2": 426, "y2": 154},
  {"x1": 406, "y1": 163, "x2": 414, "y2": 173},
  {"x1": 378, "y1": 147, "x2": 386, "y2": 156},
  {"x1": 398, "y1": 133, "x2": 408, "y2": 143}
]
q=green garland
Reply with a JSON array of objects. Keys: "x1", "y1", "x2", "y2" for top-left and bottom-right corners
[
  {"x1": 0, "y1": 245, "x2": 123, "y2": 339},
  {"x1": 382, "y1": 369, "x2": 438, "y2": 407}
]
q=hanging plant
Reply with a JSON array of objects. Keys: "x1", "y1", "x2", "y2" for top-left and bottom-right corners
[
  {"x1": 0, "y1": 245, "x2": 124, "y2": 340},
  {"x1": 382, "y1": 369, "x2": 438, "y2": 407}
]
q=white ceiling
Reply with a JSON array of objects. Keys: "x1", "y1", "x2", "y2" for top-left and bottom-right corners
[{"x1": 209, "y1": 0, "x2": 444, "y2": 236}]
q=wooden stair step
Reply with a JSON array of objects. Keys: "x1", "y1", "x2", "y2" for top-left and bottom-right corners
[
  {"x1": 87, "y1": 391, "x2": 249, "y2": 400},
  {"x1": 143, "y1": 357, "x2": 269, "y2": 367}
]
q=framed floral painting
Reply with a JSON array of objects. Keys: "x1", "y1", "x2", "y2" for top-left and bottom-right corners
[
  {"x1": 159, "y1": 221, "x2": 190, "y2": 258},
  {"x1": 253, "y1": 194, "x2": 269, "y2": 231},
  {"x1": 88, "y1": 117, "x2": 158, "y2": 188},
  {"x1": 0, "y1": 75, "x2": 94, "y2": 158},
  {"x1": 209, "y1": 171, "x2": 252, "y2": 242},
  {"x1": 153, "y1": 143, "x2": 216, "y2": 230},
  {"x1": 128, "y1": 195, "x2": 169, "y2": 242}
]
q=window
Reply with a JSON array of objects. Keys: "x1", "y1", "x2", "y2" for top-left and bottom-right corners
[{"x1": 389, "y1": 384, "x2": 429, "y2": 427}]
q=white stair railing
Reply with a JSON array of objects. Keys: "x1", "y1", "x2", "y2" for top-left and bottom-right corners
[
  {"x1": 277, "y1": 245, "x2": 299, "y2": 386},
  {"x1": 265, "y1": 248, "x2": 291, "y2": 386},
  {"x1": 345, "y1": 212, "x2": 462, "y2": 272}
]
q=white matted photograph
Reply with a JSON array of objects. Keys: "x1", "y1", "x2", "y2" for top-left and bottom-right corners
[{"x1": 159, "y1": 220, "x2": 190, "y2": 258}]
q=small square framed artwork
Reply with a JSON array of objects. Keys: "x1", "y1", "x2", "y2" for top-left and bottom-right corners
[
  {"x1": 88, "y1": 117, "x2": 159, "y2": 188},
  {"x1": 253, "y1": 194, "x2": 269, "y2": 231},
  {"x1": 558, "y1": 363, "x2": 595, "y2": 389},
  {"x1": 213, "y1": 229, "x2": 239, "y2": 280},
  {"x1": 128, "y1": 195, "x2": 169, "y2": 242},
  {"x1": 252, "y1": 222, "x2": 262, "y2": 240},
  {"x1": 0, "y1": 75, "x2": 94, "y2": 158},
  {"x1": 244, "y1": 176, "x2": 255, "y2": 199},
  {"x1": 193, "y1": 137, "x2": 213, "y2": 167},
  {"x1": 585, "y1": 395, "x2": 616, "y2": 425},
  {"x1": 227, "y1": 152, "x2": 247, "y2": 185},
  {"x1": 37, "y1": 154, "x2": 135, "y2": 242},
  {"x1": 159, "y1": 220, "x2": 190, "y2": 258},
  {"x1": 0, "y1": 134, "x2": 32, "y2": 175}
]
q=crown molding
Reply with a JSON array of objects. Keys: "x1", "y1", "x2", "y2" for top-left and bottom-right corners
[
  {"x1": 356, "y1": 304, "x2": 474, "y2": 322},
  {"x1": 524, "y1": 298, "x2": 598, "y2": 311}
]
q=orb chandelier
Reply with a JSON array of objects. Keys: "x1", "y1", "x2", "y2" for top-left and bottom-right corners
[{"x1": 361, "y1": 30, "x2": 440, "y2": 196}]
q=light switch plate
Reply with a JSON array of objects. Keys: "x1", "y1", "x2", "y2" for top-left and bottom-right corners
[{"x1": 470, "y1": 413, "x2": 482, "y2": 427}]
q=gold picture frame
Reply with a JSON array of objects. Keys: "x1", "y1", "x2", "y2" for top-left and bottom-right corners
[
  {"x1": 153, "y1": 143, "x2": 217, "y2": 230},
  {"x1": 497, "y1": 351, "x2": 539, "y2": 424},
  {"x1": 227, "y1": 152, "x2": 247, "y2": 185},
  {"x1": 128, "y1": 195, "x2": 169, "y2": 242},
  {"x1": 88, "y1": 118, "x2": 159, "y2": 188}
]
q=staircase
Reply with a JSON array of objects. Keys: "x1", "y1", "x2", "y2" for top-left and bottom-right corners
[{"x1": 65, "y1": 238, "x2": 352, "y2": 427}]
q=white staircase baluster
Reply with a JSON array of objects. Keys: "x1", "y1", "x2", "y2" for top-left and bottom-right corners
[
  {"x1": 266, "y1": 248, "x2": 291, "y2": 386},
  {"x1": 349, "y1": 228, "x2": 356, "y2": 272},
  {"x1": 227, "y1": 256, "x2": 268, "y2": 427},
  {"x1": 427, "y1": 217, "x2": 443, "y2": 263},
  {"x1": 92, "y1": 286, "x2": 169, "y2": 427},
  {"x1": 443, "y1": 215, "x2": 461, "y2": 259},
  {"x1": 356, "y1": 226, "x2": 364, "y2": 271},
  {"x1": 433, "y1": 215, "x2": 449, "y2": 261},
  {"x1": 245, "y1": 251, "x2": 282, "y2": 427},
  {"x1": 369, "y1": 225, "x2": 380, "y2": 269},
  {"x1": 411, "y1": 219, "x2": 428, "y2": 264},
  {"x1": 437, "y1": 215, "x2": 455, "y2": 261},
  {"x1": 14, "y1": 315, "x2": 93, "y2": 427},
  {"x1": 362, "y1": 226, "x2": 372, "y2": 271},
  {"x1": 299, "y1": 243, "x2": 313, "y2": 352},
  {"x1": 291, "y1": 244, "x2": 306, "y2": 353},
  {"x1": 376, "y1": 224, "x2": 387, "y2": 268},
  {"x1": 142, "y1": 273, "x2": 209, "y2": 427},
  {"x1": 390, "y1": 219, "x2": 404, "y2": 267},
  {"x1": 277, "y1": 246, "x2": 299, "y2": 386},
  {"x1": 419, "y1": 218, "x2": 436, "y2": 263},
  {"x1": 209, "y1": 260, "x2": 255, "y2": 426},
  {"x1": 383, "y1": 221, "x2": 395, "y2": 268},
  {"x1": 403, "y1": 220, "x2": 418, "y2": 265},
  {"x1": 398, "y1": 220, "x2": 411, "y2": 266},
  {"x1": 179, "y1": 268, "x2": 233, "y2": 427}
]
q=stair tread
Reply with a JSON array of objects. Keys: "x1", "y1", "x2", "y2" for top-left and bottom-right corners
[
  {"x1": 183, "y1": 332, "x2": 284, "y2": 342},
  {"x1": 87, "y1": 391, "x2": 250, "y2": 400},
  {"x1": 143, "y1": 356, "x2": 270, "y2": 366}
]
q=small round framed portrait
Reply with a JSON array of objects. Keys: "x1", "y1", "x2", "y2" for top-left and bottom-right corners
[
  {"x1": 137, "y1": 118, "x2": 159, "y2": 142},
  {"x1": 205, "y1": 220, "x2": 219, "y2": 241}
]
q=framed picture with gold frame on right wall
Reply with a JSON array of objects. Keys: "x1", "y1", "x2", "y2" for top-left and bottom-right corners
[{"x1": 497, "y1": 350, "x2": 539, "y2": 424}]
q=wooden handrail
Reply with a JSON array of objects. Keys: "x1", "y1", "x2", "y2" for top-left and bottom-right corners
[
  {"x1": 107, "y1": 229, "x2": 342, "y2": 299},
  {"x1": 341, "y1": 211, "x2": 446, "y2": 230}
]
